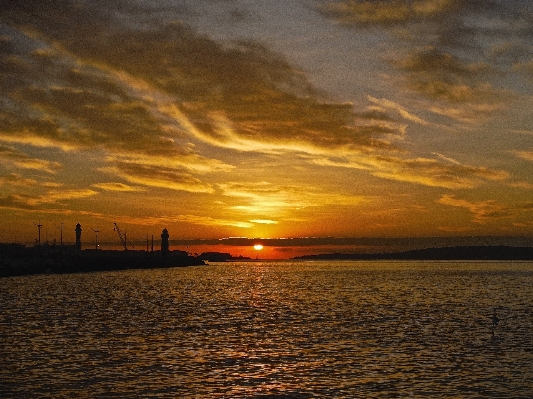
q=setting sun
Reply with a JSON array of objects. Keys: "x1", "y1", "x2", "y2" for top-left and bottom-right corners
[{"x1": 253, "y1": 244, "x2": 264, "y2": 251}]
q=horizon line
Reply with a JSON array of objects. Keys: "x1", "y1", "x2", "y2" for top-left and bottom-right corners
[{"x1": 5, "y1": 235, "x2": 533, "y2": 249}]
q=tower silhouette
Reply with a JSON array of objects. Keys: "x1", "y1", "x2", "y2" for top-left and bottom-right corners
[
  {"x1": 161, "y1": 228, "x2": 169, "y2": 256},
  {"x1": 75, "y1": 223, "x2": 82, "y2": 251}
]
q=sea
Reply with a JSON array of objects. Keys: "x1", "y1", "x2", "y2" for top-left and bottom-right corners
[{"x1": 1, "y1": 260, "x2": 532, "y2": 398}]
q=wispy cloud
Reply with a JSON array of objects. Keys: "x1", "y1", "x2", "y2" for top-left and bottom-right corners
[
  {"x1": 432, "y1": 152, "x2": 461, "y2": 165},
  {"x1": 321, "y1": 0, "x2": 459, "y2": 26},
  {"x1": 368, "y1": 95, "x2": 429, "y2": 126},
  {"x1": 1, "y1": 0, "x2": 516, "y2": 194},
  {"x1": 510, "y1": 181, "x2": 533, "y2": 190},
  {"x1": 179, "y1": 215, "x2": 256, "y2": 229},
  {"x1": 311, "y1": 154, "x2": 509, "y2": 189},
  {"x1": 0, "y1": 189, "x2": 97, "y2": 208},
  {"x1": 437, "y1": 194, "x2": 533, "y2": 224},
  {"x1": 250, "y1": 219, "x2": 278, "y2": 225},
  {"x1": 0, "y1": 145, "x2": 61, "y2": 173},
  {"x1": 218, "y1": 181, "x2": 367, "y2": 218},
  {"x1": 0, "y1": 173, "x2": 37, "y2": 187},
  {"x1": 92, "y1": 182, "x2": 143, "y2": 192},
  {"x1": 115, "y1": 214, "x2": 256, "y2": 229},
  {"x1": 105, "y1": 152, "x2": 235, "y2": 175},
  {"x1": 99, "y1": 163, "x2": 214, "y2": 194},
  {"x1": 396, "y1": 47, "x2": 510, "y2": 120},
  {"x1": 515, "y1": 150, "x2": 533, "y2": 162}
]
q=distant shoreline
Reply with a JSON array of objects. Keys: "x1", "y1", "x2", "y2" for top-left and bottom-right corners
[
  {"x1": 2, "y1": 245, "x2": 532, "y2": 278},
  {"x1": 293, "y1": 246, "x2": 533, "y2": 261}
]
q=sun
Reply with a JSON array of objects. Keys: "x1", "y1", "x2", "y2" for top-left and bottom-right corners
[{"x1": 253, "y1": 244, "x2": 264, "y2": 251}]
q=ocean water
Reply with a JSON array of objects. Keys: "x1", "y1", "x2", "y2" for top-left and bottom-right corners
[{"x1": 1, "y1": 261, "x2": 532, "y2": 398}]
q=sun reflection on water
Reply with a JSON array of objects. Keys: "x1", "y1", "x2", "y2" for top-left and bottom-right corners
[{"x1": 1, "y1": 262, "x2": 532, "y2": 397}]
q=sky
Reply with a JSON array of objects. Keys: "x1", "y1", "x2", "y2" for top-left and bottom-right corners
[{"x1": 1, "y1": 0, "x2": 533, "y2": 258}]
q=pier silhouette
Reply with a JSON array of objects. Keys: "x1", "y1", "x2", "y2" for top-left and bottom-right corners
[{"x1": 0, "y1": 223, "x2": 205, "y2": 277}]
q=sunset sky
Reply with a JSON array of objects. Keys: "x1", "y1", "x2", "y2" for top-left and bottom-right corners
[{"x1": 1, "y1": 0, "x2": 533, "y2": 258}]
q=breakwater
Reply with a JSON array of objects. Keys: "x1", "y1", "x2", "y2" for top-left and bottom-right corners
[{"x1": 0, "y1": 245, "x2": 205, "y2": 277}]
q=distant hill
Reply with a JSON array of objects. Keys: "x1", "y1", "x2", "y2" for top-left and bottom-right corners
[{"x1": 293, "y1": 246, "x2": 533, "y2": 261}]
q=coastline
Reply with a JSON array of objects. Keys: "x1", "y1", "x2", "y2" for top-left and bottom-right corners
[
  {"x1": 2, "y1": 244, "x2": 533, "y2": 278},
  {"x1": 293, "y1": 245, "x2": 533, "y2": 261}
]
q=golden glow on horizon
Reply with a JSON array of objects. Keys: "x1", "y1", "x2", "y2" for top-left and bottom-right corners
[{"x1": 253, "y1": 244, "x2": 264, "y2": 251}]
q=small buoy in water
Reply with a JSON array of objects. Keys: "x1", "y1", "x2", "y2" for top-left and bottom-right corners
[
  {"x1": 492, "y1": 308, "x2": 499, "y2": 327},
  {"x1": 491, "y1": 308, "x2": 500, "y2": 336}
]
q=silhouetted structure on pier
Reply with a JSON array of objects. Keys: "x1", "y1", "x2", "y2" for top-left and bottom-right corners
[
  {"x1": 75, "y1": 223, "x2": 82, "y2": 251},
  {"x1": 161, "y1": 228, "x2": 170, "y2": 256},
  {"x1": 1, "y1": 223, "x2": 204, "y2": 277}
]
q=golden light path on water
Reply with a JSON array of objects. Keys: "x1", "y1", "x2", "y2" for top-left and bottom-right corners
[{"x1": 1, "y1": 261, "x2": 532, "y2": 397}]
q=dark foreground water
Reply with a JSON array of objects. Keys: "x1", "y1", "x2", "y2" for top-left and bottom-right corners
[{"x1": 1, "y1": 261, "x2": 532, "y2": 398}]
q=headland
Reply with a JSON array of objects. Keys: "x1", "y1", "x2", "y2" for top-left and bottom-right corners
[{"x1": 293, "y1": 245, "x2": 533, "y2": 261}]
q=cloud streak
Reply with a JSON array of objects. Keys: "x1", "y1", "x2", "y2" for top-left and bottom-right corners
[
  {"x1": 0, "y1": 189, "x2": 97, "y2": 209},
  {"x1": 216, "y1": 181, "x2": 369, "y2": 228},
  {"x1": 0, "y1": 145, "x2": 61, "y2": 173},
  {"x1": 99, "y1": 163, "x2": 215, "y2": 194},
  {"x1": 92, "y1": 182, "x2": 143, "y2": 192},
  {"x1": 438, "y1": 194, "x2": 533, "y2": 224},
  {"x1": 0, "y1": 173, "x2": 37, "y2": 187},
  {"x1": 516, "y1": 150, "x2": 533, "y2": 162},
  {"x1": 311, "y1": 153, "x2": 509, "y2": 189}
]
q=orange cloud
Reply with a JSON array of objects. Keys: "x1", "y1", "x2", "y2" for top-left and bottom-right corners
[
  {"x1": 0, "y1": 189, "x2": 97, "y2": 208},
  {"x1": 0, "y1": 145, "x2": 61, "y2": 173},
  {"x1": 397, "y1": 48, "x2": 507, "y2": 106},
  {"x1": 99, "y1": 164, "x2": 214, "y2": 194},
  {"x1": 515, "y1": 150, "x2": 533, "y2": 162},
  {"x1": 217, "y1": 181, "x2": 368, "y2": 221},
  {"x1": 0, "y1": 173, "x2": 37, "y2": 187},
  {"x1": 311, "y1": 154, "x2": 509, "y2": 189},
  {"x1": 437, "y1": 194, "x2": 533, "y2": 224},
  {"x1": 321, "y1": 0, "x2": 459, "y2": 26},
  {"x1": 92, "y1": 182, "x2": 143, "y2": 192}
]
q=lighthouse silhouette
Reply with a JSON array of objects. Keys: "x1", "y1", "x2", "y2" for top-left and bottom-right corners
[
  {"x1": 161, "y1": 228, "x2": 169, "y2": 256},
  {"x1": 75, "y1": 223, "x2": 82, "y2": 251}
]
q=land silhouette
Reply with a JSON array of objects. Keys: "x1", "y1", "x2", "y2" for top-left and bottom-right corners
[
  {"x1": 293, "y1": 245, "x2": 533, "y2": 261},
  {"x1": 2, "y1": 224, "x2": 532, "y2": 277},
  {"x1": 2, "y1": 243, "x2": 533, "y2": 278},
  {"x1": 0, "y1": 225, "x2": 205, "y2": 277},
  {"x1": 0, "y1": 243, "x2": 206, "y2": 277}
]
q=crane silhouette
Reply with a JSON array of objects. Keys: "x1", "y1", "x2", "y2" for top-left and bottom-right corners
[
  {"x1": 33, "y1": 221, "x2": 42, "y2": 246},
  {"x1": 91, "y1": 227, "x2": 99, "y2": 250},
  {"x1": 113, "y1": 223, "x2": 127, "y2": 250}
]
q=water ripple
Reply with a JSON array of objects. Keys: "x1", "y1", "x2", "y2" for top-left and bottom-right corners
[{"x1": 1, "y1": 261, "x2": 532, "y2": 397}]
